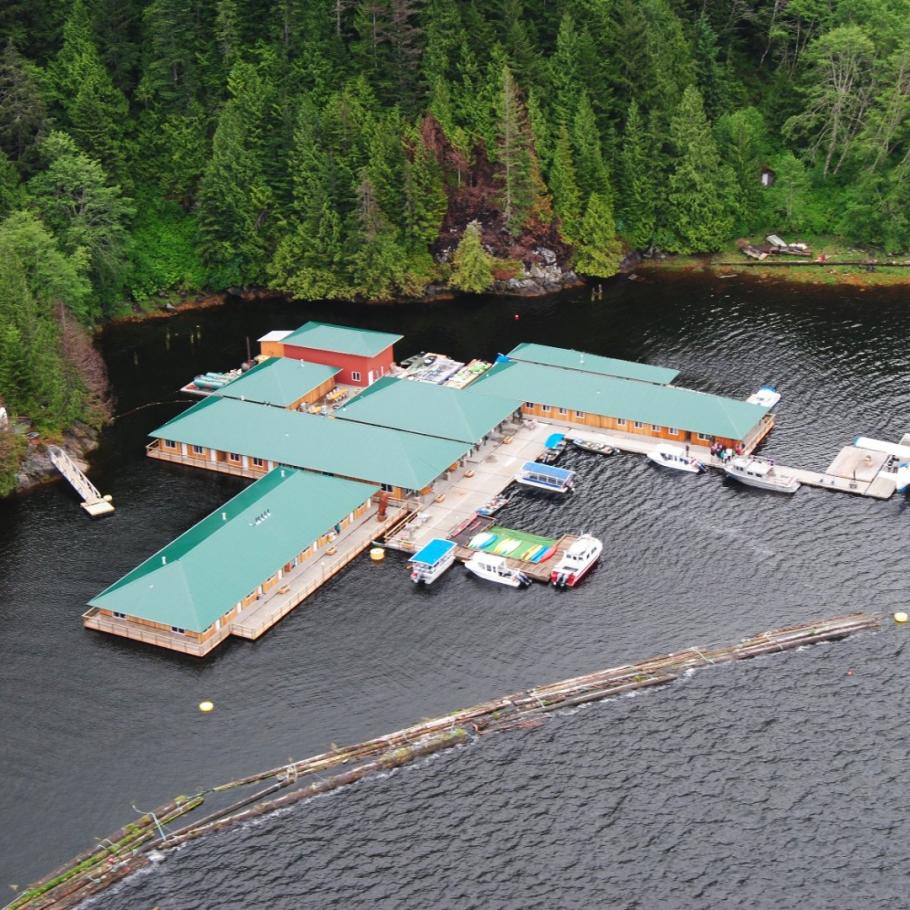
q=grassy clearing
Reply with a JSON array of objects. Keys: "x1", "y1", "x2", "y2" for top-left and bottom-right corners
[{"x1": 638, "y1": 234, "x2": 910, "y2": 287}]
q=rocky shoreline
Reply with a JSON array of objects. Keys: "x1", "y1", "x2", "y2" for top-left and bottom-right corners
[{"x1": 15, "y1": 422, "x2": 102, "y2": 495}]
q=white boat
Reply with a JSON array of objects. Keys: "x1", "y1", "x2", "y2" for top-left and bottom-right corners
[
  {"x1": 408, "y1": 538, "x2": 457, "y2": 585},
  {"x1": 725, "y1": 456, "x2": 800, "y2": 494},
  {"x1": 465, "y1": 553, "x2": 531, "y2": 588},
  {"x1": 550, "y1": 534, "x2": 603, "y2": 588},
  {"x1": 647, "y1": 443, "x2": 704, "y2": 473},
  {"x1": 747, "y1": 385, "x2": 782, "y2": 408},
  {"x1": 515, "y1": 461, "x2": 575, "y2": 493}
]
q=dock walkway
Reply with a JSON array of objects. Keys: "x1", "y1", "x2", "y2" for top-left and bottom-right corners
[
  {"x1": 230, "y1": 503, "x2": 408, "y2": 640},
  {"x1": 385, "y1": 421, "x2": 555, "y2": 554},
  {"x1": 542, "y1": 424, "x2": 898, "y2": 500},
  {"x1": 47, "y1": 445, "x2": 114, "y2": 517}
]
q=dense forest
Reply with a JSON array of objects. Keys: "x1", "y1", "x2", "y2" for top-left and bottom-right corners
[{"x1": 2, "y1": 0, "x2": 910, "y2": 489}]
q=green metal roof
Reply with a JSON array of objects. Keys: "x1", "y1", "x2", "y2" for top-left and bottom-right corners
[
  {"x1": 336, "y1": 376, "x2": 521, "y2": 443},
  {"x1": 470, "y1": 360, "x2": 770, "y2": 440},
  {"x1": 89, "y1": 468, "x2": 377, "y2": 632},
  {"x1": 215, "y1": 357, "x2": 339, "y2": 408},
  {"x1": 152, "y1": 396, "x2": 470, "y2": 490},
  {"x1": 282, "y1": 321, "x2": 403, "y2": 357},
  {"x1": 507, "y1": 342, "x2": 679, "y2": 385}
]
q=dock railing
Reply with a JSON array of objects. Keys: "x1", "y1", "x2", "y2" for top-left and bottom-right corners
[{"x1": 81, "y1": 608, "x2": 224, "y2": 657}]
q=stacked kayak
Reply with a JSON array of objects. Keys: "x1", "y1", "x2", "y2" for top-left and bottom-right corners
[{"x1": 467, "y1": 526, "x2": 558, "y2": 564}]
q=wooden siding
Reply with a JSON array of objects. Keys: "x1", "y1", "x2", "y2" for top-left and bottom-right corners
[{"x1": 520, "y1": 403, "x2": 751, "y2": 447}]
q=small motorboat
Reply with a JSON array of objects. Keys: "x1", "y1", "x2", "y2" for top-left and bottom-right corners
[
  {"x1": 570, "y1": 437, "x2": 617, "y2": 456},
  {"x1": 550, "y1": 534, "x2": 603, "y2": 588},
  {"x1": 747, "y1": 385, "x2": 782, "y2": 408},
  {"x1": 515, "y1": 462, "x2": 575, "y2": 493},
  {"x1": 538, "y1": 432, "x2": 567, "y2": 464},
  {"x1": 647, "y1": 443, "x2": 704, "y2": 473},
  {"x1": 465, "y1": 553, "x2": 531, "y2": 587},
  {"x1": 724, "y1": 456, "x2": 800, "y2": 494},
  {"x1": 408, "y1": 538, "x2": 457, "y2": 585},
  {"x1": 477, "y1": 492, "x2": 512, "y2": 517}
]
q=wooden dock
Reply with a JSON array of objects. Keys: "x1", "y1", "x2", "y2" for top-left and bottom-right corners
[
  {"x1": 448, "y1": 513, "x2": 577, "y2": 583},
  {"x1": 551, "y1": 426, "x2": 899, "y2": 500}
]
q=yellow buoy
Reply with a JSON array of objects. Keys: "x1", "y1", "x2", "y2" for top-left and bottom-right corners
[
  {"x1": 370, "y1": 547, "x2": 385, "y2": 561},
  {"x1": 198, "y1": 700, "x2": 214, "y2": 713},
  {"x1": 894, "y1": 611, "x2": 908, "y2": 624}
]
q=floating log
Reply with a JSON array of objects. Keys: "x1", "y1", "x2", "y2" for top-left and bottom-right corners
[{"x1": 9, "y1": 612, "x2": 882, "y2": 910}]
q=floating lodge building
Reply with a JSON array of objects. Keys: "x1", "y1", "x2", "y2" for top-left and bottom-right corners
[
  {"x1": 83, "y1": 468, "x2": 377, "y2": 657},
  {"x1": 88, "y1": 322, "x2": 775, "y2": 655}
]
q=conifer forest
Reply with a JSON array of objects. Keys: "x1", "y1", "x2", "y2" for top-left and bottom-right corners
[{"x1": 1, "y1": 0, "x2": 910, "y2": 488}]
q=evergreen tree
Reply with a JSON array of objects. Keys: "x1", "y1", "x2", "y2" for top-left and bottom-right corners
[
  {"x1": 0, "y1": 149, "x2": 22, "y2": 216},
  {"x1": 495, "y1": 64, "x2": 547, "y2": 234},
  {"x1": 550, "y1": 125, "x2": 581, "y2": 243},
  {"x1": 766, "y1": 151, "x2": 812, "y2": 232},
  {"x1": 138, "y1": 0, "x2": 217, "y2": 110},
  {"x1": 619, "y1": 101, "x2": 656, "y2": 248},
  {"x1": 548, "y1": 13, "x2": 582, "y2": 124},
  {"x1": 270, "y1": 201, "x2": 351, "y2": 300},
  {"x1": 402, "y1": 125, "x2": 447, "y2": 250},
  {"x1": 196, "y1": 59, "x2": 276, "y2": 286},
  {"x1": 50, "y1": 0, "x2": 129, "y2": 178},
  {"x1": 572, "y1": 92, "x2": 611, "y2": 202},
  {"x1": 451, "y1": 221, "x2": 494, "y2": 293},
  {"x1": 0, "y1": 39, "x2": 48, "y2": 170},
  {"x1": 692, "y1": 14, "x2": 729, "y2": 119},
  {"x1": 664, "y1": 86, "x2": 734, "y2": 253},
  {"x1": 574, "y1": 192, "x2": 624, "y2": 278},
  {"x1": 715, "y1": 106, "x2": 770, "y2": 232},
  {"x1": 28, "y1": 132, "x2": 132, "y2": 317}
]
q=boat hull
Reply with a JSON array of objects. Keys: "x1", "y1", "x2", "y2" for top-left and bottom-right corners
[
  {"x1": 647, "y1": 450, "x2": 703, "y2": 473},
  {"x1": 725, "y1": 470, "x2": 800, "y2": 494},
  {"x1": 514, "y1": 477, "x2": 573, "y2": 493},
  {"x1": 464, "y1": 562, "x2": 529, "y2": 588},
  {"x1": 550, "y1": 535, "x2": 603, "y2": 588}
]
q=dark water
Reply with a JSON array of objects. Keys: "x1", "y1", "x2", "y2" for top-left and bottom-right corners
[{"x1": 1, "y1": 276, "x2": 908, "y2": 901}]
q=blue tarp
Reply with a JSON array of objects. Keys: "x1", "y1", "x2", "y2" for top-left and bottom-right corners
[
  {"x1": 544, "y1": 432, "x2": 565, "y2": 448},
  {"x1": 520, "y1": 462, "x2": 575, "y2": 481},
  {"x1": 495, "y1": 354, "x2": 511, "y2": 363},
  {"x1": 409, "y1": 538, "x2": 456, "y2": 566}
]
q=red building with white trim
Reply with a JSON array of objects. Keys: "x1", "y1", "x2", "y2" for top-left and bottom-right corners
[{"x1": 263, "y1": 321, "x2": 402, "y2": 387}]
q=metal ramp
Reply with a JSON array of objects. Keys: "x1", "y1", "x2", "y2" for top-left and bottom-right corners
[{"x1": 47, "y1": 445, "x2": 114, "y2": 517}]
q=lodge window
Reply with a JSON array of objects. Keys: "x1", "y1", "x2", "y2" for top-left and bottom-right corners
[
  {"x1": 113, "y1": 611, "x2": 126, "y2": 619},
  {"x1": 380, "y1": 483, "x2": 394, "y2": 492},
  {"x1": 229, "y1": 452, "x2": 240, "y2": 462},
  {"x1": 698, "y1": 433, "x2": 714, "y2": 442},
  {"x1": 252, "y1": 457, "x2": 264, "y2": 466},
  {"x1": 351, "y1": 370, "x2": 362, "y2": 382},
  {"x1": 541, "y1": 404, "x2": 551, "y2": 412},
  {"x1": 171, "y1": 626, "x2": 186, "y2": 634},
  {"x1": 652, "y1": 424, "x2": 661, "y2": 432},
  {"x1": 164, "y1": 439, "x2": 176, "y2": 449},
  {"x1": 192, "y1": 444, "x2": 204, "y2": 454},
  {"x1": 525, "y1": 402, "x2": 534, "y2": 408},
  {"x1": 558, "y1": 407, "x2": 568, "y2": 415},
  {"x1": 633, "y1": 421, "x2": 643, "y2": 429},
  {"x1": 668, "y1": 427, "x2": 679, "y2": 436},
  {"x1": 617, "y1": 418, "x2": 626, "y2": 426},
  {"x1": 575, "y1": 411, "x2": 585, "y2": 418}
]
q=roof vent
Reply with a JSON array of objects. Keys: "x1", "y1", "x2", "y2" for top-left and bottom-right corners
[
  {"x1": 162, "y1": 555, "x2": 167, "y2": 565},
  {"x1": 222, "y1": 511, "x2": 227, "y2": 521}
]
